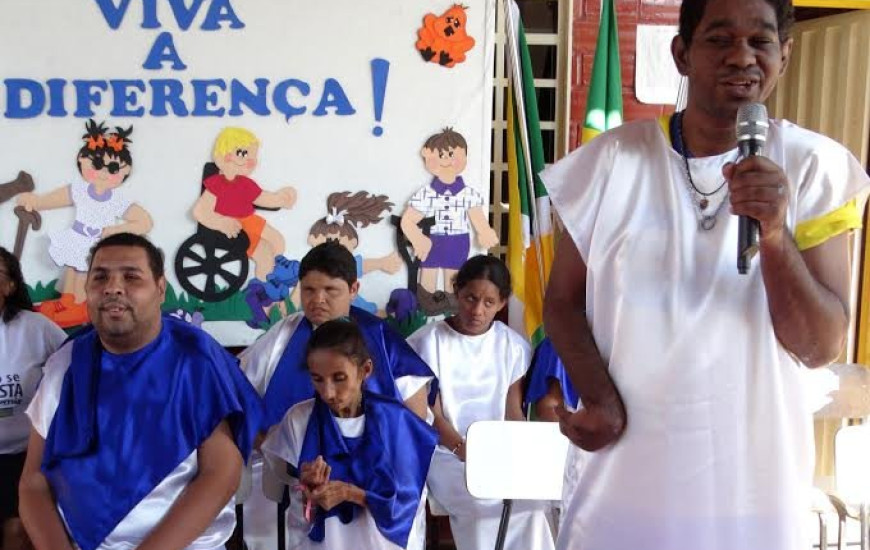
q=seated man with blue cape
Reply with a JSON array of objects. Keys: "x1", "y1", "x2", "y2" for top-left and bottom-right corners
[{"x1": 19, "y1": 233, "x2": 263, "y2": 550}]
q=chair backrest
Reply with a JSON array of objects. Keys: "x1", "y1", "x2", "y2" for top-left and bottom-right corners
[
  {"x1": 810, "y1": 363, "x2": 870, "y2": 419},
  {"x1": 202, "y1": 161, "x2": 219, "y2": 183},
  {"x1": 465, "y1": 420, "x2": 569, "y2": 501},
  {"x1": 389, "y1": 214, "x2": 436, "y2": 291},
  {"x1": 835, "y1": 423, "x2": 870, "y2": 504}
]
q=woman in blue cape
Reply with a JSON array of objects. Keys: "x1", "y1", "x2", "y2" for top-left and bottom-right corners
[{"x1": 262, "y1": 319, "x2": 437, "y2": 550}]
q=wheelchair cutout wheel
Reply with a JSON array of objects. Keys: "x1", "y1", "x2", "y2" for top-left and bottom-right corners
[{"x1": 175, "y1": 227, "x2": 250, "y2": 302}]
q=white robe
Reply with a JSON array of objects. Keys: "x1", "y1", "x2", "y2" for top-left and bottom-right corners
[
  {"x1": 260, "y1": 400, "x2": 428, "y2": 550},
  {"x1": 541, "y1": 118, "x2": 870, "y2": 550},
  {"x1": 407, "y1": 320, "x2": 555, "y2": 550},
  {"x1": 26, "y1": 344, "x2": 235, "y2": 550}
]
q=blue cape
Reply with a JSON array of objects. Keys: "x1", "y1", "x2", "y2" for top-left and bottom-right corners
[
  {"x1": 262, "y1": 306, "x2": 436, "y2": 430},
  {"x1": 299, "y1": 391, "x2": 437, "y2": 548},
  {"x1": 42, "y1": 316, "x2": 263, "y2": 550},
  {"x1": 523, "y1": 338, "x2": 579, "y2": 412}
]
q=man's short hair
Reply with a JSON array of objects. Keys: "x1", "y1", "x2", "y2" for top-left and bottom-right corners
[
  {"x1": 299, "y1": 241, "x2": 358, "y2": 287},
  {"x1": 88, "y1": 233, "x2": 165, "y2": 280},
  {"x1": 678, "y1": 0, "x2": 795, "y2": 45}
]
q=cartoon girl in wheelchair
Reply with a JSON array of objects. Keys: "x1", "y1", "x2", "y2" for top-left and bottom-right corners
[
  {"x1": 175, "y1": 127, "x2": 296, "y2": 303},
  {"x1": 17, "y1": 119, "x2": 152, "y2": 327}
]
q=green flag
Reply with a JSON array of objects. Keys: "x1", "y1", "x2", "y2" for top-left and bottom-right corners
[
  {"x1": 582, "y1": 0, "x2": 623, "y2": 143},
  {"x1": 505, "y1": 1, "x2": 553, "y2": 345}
]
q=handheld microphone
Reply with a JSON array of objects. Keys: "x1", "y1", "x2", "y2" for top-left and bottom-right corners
[{"x1": 736, "y1": 103, "x2": 769, "y2": 274}]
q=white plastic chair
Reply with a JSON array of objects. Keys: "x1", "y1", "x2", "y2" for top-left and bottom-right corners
[
  {"x1": 464, "y1": 420, "x2": 570, "y2": 550},
  {"x1": 832, "y1": 424, "x2": 870, "y2": 550}
]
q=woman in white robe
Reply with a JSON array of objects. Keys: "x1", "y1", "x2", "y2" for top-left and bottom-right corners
[{"x1": 407, "y1": 255, "x2": 555, "y2": 550}]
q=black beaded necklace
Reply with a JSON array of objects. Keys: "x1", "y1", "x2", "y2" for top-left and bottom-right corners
[{"x1": 673, "y1": 111, "x2": 728, "y2": 210}]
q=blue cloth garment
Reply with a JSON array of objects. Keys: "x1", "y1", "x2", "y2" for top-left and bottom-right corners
[
  {"x1": 523, "y1": 337, "x2": 579, "y2": 413},
  {"x1": 299, "y1": 391, "x2": 437, "y2": 548},
  {"x1": 262, "y1": 317, "x2": 315, "y2": 430},
  {"x1": 42, "y1": 316, "x2": 263, "y2": 550},
  {"x1": 262, "y1": 306, "x2": 436, "y2": 430}
]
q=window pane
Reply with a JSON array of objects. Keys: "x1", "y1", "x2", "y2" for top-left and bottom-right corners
[
  {"x1": 541, "y1": 129, "x2": 555, "y2": 163},
  {"x1": 491, "y1": 128, "x2": 497, "y2": 163},
  {"x1": 535, "y1": 87, "x2": 556, "y2": 122},
  {"x1": 516, "y1": 0, "x2": 558, "y2": 34},
  {"x1": 491, "y1": 87, "x2": 496, "y2": 121},
  {"x1": 528, "y1": 44, "x2": 557, "y2": 80}
]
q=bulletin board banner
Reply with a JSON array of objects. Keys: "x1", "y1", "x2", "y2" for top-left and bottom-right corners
[{"x1": 0, "y1": 0, "x2": 496, "y2": 345}]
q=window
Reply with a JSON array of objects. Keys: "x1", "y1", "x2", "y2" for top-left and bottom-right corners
[{"x1": 489, "y1": 0, "x2": 571, "y2": 256}]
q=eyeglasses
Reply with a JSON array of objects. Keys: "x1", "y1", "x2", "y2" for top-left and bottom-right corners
[{"x1": 91, "y1": 156, "x2": 125, "y2": 174}]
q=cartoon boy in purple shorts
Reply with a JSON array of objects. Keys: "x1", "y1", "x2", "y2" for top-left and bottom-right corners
[{"x1": 400, "y1": 128, "x2": 499, "y2": 315}]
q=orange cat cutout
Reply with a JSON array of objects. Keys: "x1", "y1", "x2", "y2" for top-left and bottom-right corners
[{"x1": 415, "y1": 5, "x2": 475, "y2": 68}]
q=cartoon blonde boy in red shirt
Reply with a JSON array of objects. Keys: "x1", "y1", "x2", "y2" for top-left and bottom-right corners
[{"x1": 193, "y1": 128, "x2": 296, "y2": 280}]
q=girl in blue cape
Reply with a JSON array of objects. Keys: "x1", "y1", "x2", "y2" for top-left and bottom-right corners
[{"x1": 262, "y1": 319, "x2": 437, "y2": 550}]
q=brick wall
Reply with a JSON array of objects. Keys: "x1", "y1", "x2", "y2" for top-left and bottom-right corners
[{"x1": 569, "y1": 0, "x2": 681, "y2": 149}]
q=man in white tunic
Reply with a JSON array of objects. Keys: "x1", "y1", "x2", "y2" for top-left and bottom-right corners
[{"x1": 541, "y1": 0, "x2": 870, "y2": 549}]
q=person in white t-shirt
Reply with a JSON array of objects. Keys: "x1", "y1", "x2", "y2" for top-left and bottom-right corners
[
  {"x1": 0, "y1": 247, "x2": 66, "y2": 550},
  {"x1": 407, "y1": 255, "x2": 554, "y2": 550}
]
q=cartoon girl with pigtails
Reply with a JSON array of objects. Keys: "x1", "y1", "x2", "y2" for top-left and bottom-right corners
[{"x1": 17, "y1": 119, "x2": 153, "y2": 328}]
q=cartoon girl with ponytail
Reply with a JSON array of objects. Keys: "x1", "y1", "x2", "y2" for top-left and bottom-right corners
[
  {"x1": 306, "y1": 191, "x2": 402, "y2": 314},
  {"x1": 17, "y1": 119, "x2": 153, "y2": 327},
  {"x1": 245, "y1": 191, "x2": 400, "y2": 327}
]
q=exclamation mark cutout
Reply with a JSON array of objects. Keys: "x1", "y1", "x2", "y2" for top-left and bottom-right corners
[{"x1": 371, "y1": 58, "x2": 390, "y2": 137}]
